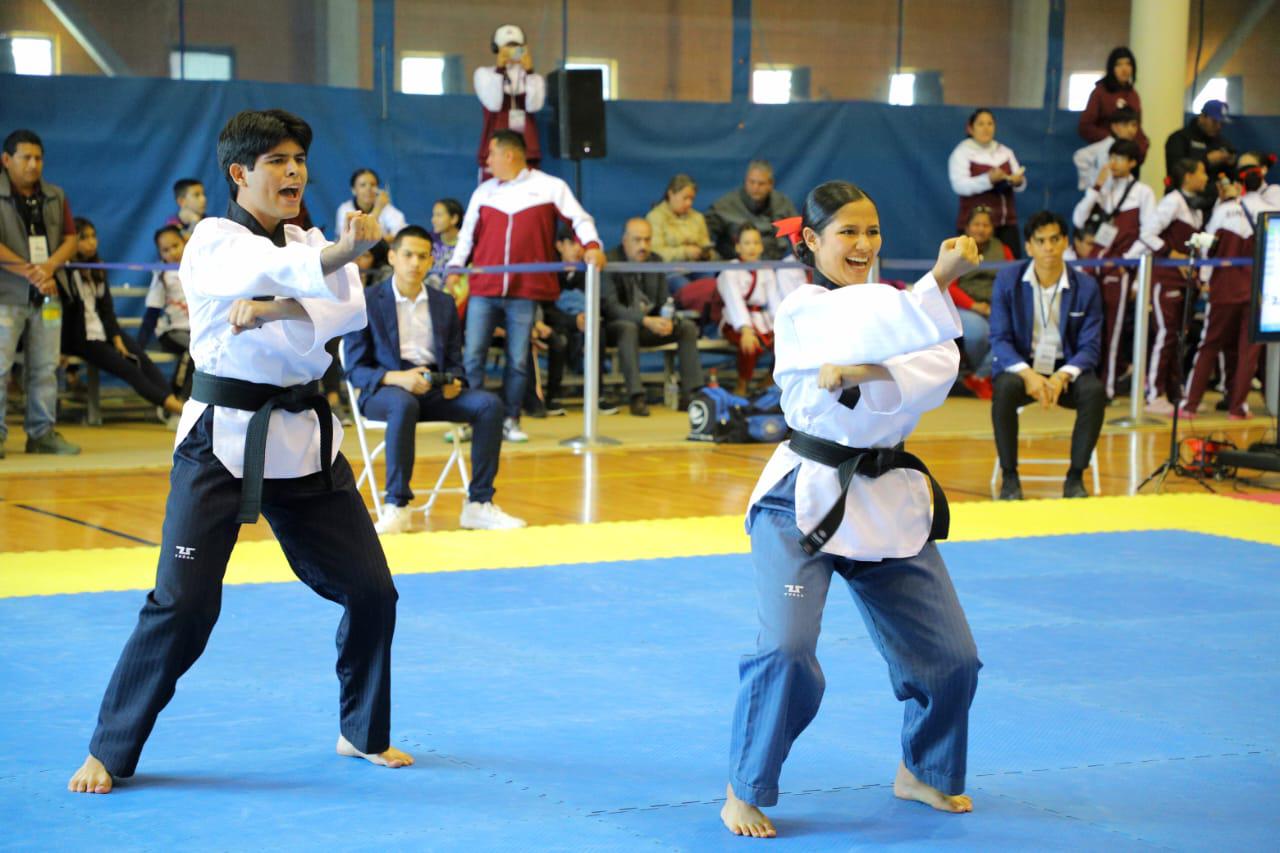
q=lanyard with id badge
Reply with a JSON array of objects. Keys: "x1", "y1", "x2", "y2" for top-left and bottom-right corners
[
  {"x1": 1032, "y1": 281, "x2": 1061, "y2": 375},
  {"x1": 1088, "y1": 178, "x2": 1135, "y2": 251}
]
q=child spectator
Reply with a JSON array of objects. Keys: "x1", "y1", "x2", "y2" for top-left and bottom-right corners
[
  {"x1": 1078, "y1": 47, "x2": 1150, "y2": 161},
  {"x1": 1072, "y1": 107, "x2": 1140, "y2": 191},
  {"x1": 429, "y1": 197, "x2": 467, "y2": 312},
  {"x1": 947, "y1": 206, "x2": 1014, "y2": 399},
  {"x1": 166, "y1": 178, "x2": 207, "y2": 240},
  {"x1": 1071, "y1": 138, "x2": 1159, "y2": 398},
  {"x1": 1236, "y1": 151, "x2": 1280, "y2": 207},
  {"x1": 948, "y1": 109, "x2": 1026, "y2": 257},
  {"x1": 334, "y1": 168, "x2": 406, "y2": 241},
  {"x1": 138, "y1": 225, "x2": 194, "y2": 399},
  {"x1": 716, "y1": 223, "x2": 782, "y2": 397},
  {"x1": 1181, "y1": 166, "x2": 1280, "y2": 419},
  {"x1": 1064, "y1": 225, "x2": 1097, "y2": 262},
  {"x1": 64, "y1": 218, "x2": 184, "y2": 420}
]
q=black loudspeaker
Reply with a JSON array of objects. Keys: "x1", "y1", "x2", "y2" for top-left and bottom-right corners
[{"x1": 546, "y1": 68, "x2": 607, "y2": 160}]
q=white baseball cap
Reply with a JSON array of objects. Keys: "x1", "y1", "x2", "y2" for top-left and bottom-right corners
[{"x1": 493, "y1": 24, "x2": 526, "y2": 47}]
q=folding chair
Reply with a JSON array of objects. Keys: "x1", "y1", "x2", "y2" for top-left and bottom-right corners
[
  {"x1": 990, "y1": 406, "x2": 1101, "y2": 498},
  {"x1": 338, "y1": 341, "x2": 470, "y2": 519}
]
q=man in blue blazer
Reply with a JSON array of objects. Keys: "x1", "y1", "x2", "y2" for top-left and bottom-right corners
[
  {"x1": 989, "y1": 211, "x2": 1107, "y2": 500},
  {"x1": 344, "y1": 226, "x2": 525, "y2": 533}
]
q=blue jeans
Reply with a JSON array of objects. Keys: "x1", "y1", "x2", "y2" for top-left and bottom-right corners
[
  {"x1": 360, "y1": 384, "x2": 504, "y2": 506},
  {"x1": 0, "y1": 302, "x2": 60, "y2": 444},
  {"x1": 729, "y1": 472, "x2": 980, "y2": 807},
  {"x1": 958, "y1": 308, "x2": 993, "y2": 378},
  {"x1": 463, "y1": 296, "x2": 536, "y2": 423}
]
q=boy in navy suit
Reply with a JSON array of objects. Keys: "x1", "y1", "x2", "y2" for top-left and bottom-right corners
[
  {"x1": 989, "y1": 211, "x2": 1107, "y2": 500},
  {"x1": 344, "y1": 225, "x2": 525, "y2": 534}
]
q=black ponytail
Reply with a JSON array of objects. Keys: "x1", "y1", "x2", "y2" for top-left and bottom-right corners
[{"x1": 791, "y1": 180, "x2": 877, "y2": 267}]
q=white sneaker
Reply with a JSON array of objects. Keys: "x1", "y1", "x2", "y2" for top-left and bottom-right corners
[
  {"x1": 502, "y1": 418, "x2": 528, "y2": 443},
  {"x1": 459, "y1": 501, "x2": 527, "y2": 530},
  {"x1": 1145, "y1": 398, "x2": 1176, "y2": 416},
  {"x1": 374, "y1": 505, "x2": 413, "y2": 535}
]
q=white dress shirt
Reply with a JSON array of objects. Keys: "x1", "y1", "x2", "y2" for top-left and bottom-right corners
[
  {"x1": 393, "y1": 278, "x2": 435, "y2": 367},
  {"x1": 747, "y1": 274, "x2": 962, "y2": 560},
  {"x1": 175, "y1": 216, "x2": 365, "y2": 479},
  {"x1": 1003, "y1": 264, "x2": 1080, "y2": 379}
]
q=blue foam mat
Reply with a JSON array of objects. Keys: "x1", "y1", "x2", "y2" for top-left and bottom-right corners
[{"x1": 1, "y1": 530, "x2": 1277, "y2": 850}]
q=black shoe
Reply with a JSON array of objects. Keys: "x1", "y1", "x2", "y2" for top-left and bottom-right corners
[
  {"x1": 678, "y1": 392, "x2": 694, "y2": 410},
  {"x1": 598, "y1": 396, "x2": 620, "y2": 416},
  {"x1": 544, "y1": 399, "x2": 567, "y2": 417},
  {"x1": 998, "y1": 474, "x2": 1022, "y2": 501},
  {"x1": 525, "y1": 400, "x2": 549, "y2": 418},
  {"x1": 629, "y1": 394, "x2": 650, "y2": 417},
  {"x1": 1063, "y1": 476, "x2": 1088, "y2": 498}
]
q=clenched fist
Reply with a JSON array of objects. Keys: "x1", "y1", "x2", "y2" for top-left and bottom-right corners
[{"x1": 931, "y1": 236, "x2": 982, "y2": 284}]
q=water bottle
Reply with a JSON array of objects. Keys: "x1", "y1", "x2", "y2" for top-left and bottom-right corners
[
  {"x1": 664, "y1": 373, "x2": 680, "y2": 410},
  {"x1": 41, "y1": 294, "x2": 62, "y2": 329},
  {"x1": 707, "y1": 368, "x2": 719, "y2": 389},
  {"x1": 660, "y1": 298, "x2": 675, "y2": 320}
]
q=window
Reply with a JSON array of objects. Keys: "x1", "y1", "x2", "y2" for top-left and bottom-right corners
[
  {"x1": 169, "y1": 49, "x2": 233, "y2": 81},
  {"x1": 752, "y1": 68, "x2": 792, "y2": 104},
  {"x1": 9, "y1": 36, "x2": 54, "y2": 76},
  {"x1": 1066, "y1": 71, "x2": 1102, "y2": 111},
  {"x1": 565, "y1": 59, "x2": 615, "y2": 100},
  {"x1": 1191, "y1": 77, "x2": 1228, "y2": 114},
  {"x1": 401, "y1": 54, "x2": 446, "y2": 95},
  {"x1": 888, "y1": 73, "x2": 916, "y2": 106}
]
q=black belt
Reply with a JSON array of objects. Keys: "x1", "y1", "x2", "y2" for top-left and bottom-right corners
[
  {"x1": 788, "y1": 430, "x2": 949, "y2": 555},
  {"x1": 191, "y1": 371, "x2": 333, "y2": 524}
]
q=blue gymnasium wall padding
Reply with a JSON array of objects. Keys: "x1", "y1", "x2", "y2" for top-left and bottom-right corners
[{"x1": 3, "y1": 73, "x2": 1278, "y2": 291}]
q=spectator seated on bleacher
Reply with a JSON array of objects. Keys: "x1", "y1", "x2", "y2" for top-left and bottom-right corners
[
  {"x1": 603, "y1": 218, "x2": 704, "y2": 416},
  {"x1": 429, "y1": 197, "x2": 467, "y2": 311},
  {"x1": 343, "y1": 225, "x2": 525, "y2": 535},
  {"x1": 705, "y1": 160, "x2": 798, "y2": 262},
  {"x1": 1072, "y1": 107, "x2": 1140, "y2": 191},
  {"x1": 335, "y1": 168, "x2": 406, "y2": 243},
  {"x1": 646, "y1": 173, "x2": 716, "y2": 294},
  {"x1": 716, "y1": 223, "x2": 782, "y2": 397},
  {"x1": 64, "y1": 218, "x2": 184, "y2": 422},
  {"x1": 948, "y1": 206, "x2": 1014, "y2": 400},
  {"x1": 138, "y1": 225, "x2": 194, "y2": 400},
  {"x1": 165, "y1": 177, "x2": 206, "y2": 241}
]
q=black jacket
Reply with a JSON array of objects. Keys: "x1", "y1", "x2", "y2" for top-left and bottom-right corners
[
  {"x1": 59, "y1": 267, "x2": 123, "y2": 353},
  {"x1": 1164, "y1": 118, "x2": 1235, "y2": 177},
  {"x1": 601, "y1": 245, "x2": 668, "y2": 325}
]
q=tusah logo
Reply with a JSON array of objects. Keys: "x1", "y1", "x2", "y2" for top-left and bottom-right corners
[
  {"x1": 175, "y1": 545, "x2": 197, "y2": 560},
  {"x1": 784, "y1": 584, "x2": 804, "y2": 599}
]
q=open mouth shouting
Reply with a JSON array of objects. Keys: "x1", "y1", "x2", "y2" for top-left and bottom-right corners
[{"x1": 279, "y1": 186, "x2": 302, "y2": 203}]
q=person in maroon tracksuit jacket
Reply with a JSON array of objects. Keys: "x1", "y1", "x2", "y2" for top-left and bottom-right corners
[
  {"x1": 1078, "y1": 47, "x2": 1150, "y2": 163},
  {"x1": 1181, "y1": 172, "x2": 1280, "y2": 419},
  {"x1": 1143, "y1": 159, "x2": 1208, "y2": 414}
]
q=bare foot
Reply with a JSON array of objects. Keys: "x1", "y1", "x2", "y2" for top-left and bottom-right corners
[
  {"x1": 720, "y1": 782, "x2": 777, "y2": 838},
  {"x1": 893, "y1": 761, "x2": 972, "y2": 813},
  {"x1": 336, "y1": 734, "x2": 414, "y2": 768},
  {"x1": 68, "y1": 754, "x2": 113, "y2": 794}
]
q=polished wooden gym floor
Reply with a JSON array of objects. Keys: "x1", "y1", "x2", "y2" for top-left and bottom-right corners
[{"x1": 3, "y1": 396, "x2": 1275, "y2": 555}]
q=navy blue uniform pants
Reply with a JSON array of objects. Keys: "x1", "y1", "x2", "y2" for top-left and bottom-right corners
[{"x1": 89, "y1": 407, "x2": 398, "y2": 777}]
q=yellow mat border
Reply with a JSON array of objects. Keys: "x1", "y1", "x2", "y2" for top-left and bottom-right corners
[{"x1": 2, "y1": 493, "x2": 1276, "y2": 599}]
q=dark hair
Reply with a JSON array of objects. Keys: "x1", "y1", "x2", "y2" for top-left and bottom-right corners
[
  {"x1": 1108, "y1": 107, "x2": 1139, "y2": 125},
  {"x1": 964, "y1": 205, "x2": 994, "y2": 227},
  {"x1": 390, "y1": 224, "x2": 433, "y2": 250},
  {"x1": 349, "y1": 168, "x2": 379, "y2": 188},
  {"x1": 490, "y1": 129, "x2": 526, "y2": 154},
  {"x1": 1101, "y1": 46, "x2": 1137, "y2": 91},
  {"x1": 74, "y1": 216, "x2": 95, "y2": 234},
  {"x1": 733, "y1": 222, "x2": 762, "y2": 243},
  {"x1": 1109, "y1": 139, "x2": 1141, "y2": 163},
  {"x1": 1023, "y1": 210, "x2": 1068, "y2": 243},
  {"x1": 791, "y1": 180, "x2": 878, "y2": 267},
  {"x1": 966, "y1": 109, "x2": 995, "y2": 134},
  {"x1": 1169, "y1": 157, "x2": 1203, "y2": 191},
  {"x1": 216, "y1": 109, "x2": 313, "y2": 196},
  {"x1": 154, "y1": 224, "x2": 183, "y2": 247},
  {"x1": 2, "y1": 129, "x2": 42, "y2": 156},
  {"x1": 173, "y1": 178, "x2": 203, "y2": 200},
  {"x1": 1071, "y1": 223, "x2": 1097, "y2": 241},
  {"x1": 661, "y1": 173, "x2": 697, "y2": 207},
  {"x1": 434, "y1": 197, "x2": 463, "y2": 229}
]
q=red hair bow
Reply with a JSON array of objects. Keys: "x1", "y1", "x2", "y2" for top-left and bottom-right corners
[{"x1": 773, "y1": 216, "x2": 804, "y2": 246}]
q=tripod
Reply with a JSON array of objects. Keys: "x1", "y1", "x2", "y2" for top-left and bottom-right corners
[{"x1": 1138, "y1": 249, "x2": 1216, "y2": 494}]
